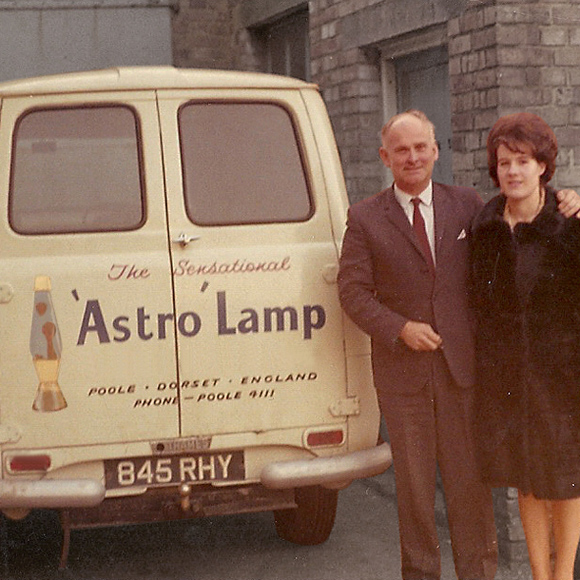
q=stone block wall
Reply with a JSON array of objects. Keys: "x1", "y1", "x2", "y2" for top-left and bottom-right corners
[
  {"x1": 305, "y1": 0, "x2": 466, "y2": 202},
  {"x1": 447, "y1": 0, "x2": 497, "y2": 197},
  {"x1": 493, "y1": 488, "x2": 529, "y2": 567}
]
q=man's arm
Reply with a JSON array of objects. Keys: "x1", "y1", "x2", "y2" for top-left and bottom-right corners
[
  {"x1": 337, "y1": 209, "x2": 407, "y2": 346},
  {"x1": 557, "y1": 189, "x2": 580, "y2": 218},
  {"x1": 338, "y1": 207, "x2": 441, "y2": 351}
]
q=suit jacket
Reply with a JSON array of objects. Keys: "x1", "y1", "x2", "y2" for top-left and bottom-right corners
[{"x1": 338, "y1": 183, "x2": 484, "y2": 394}]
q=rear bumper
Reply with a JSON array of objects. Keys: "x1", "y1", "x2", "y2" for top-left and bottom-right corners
[
  {"x1": 0, "y1": 478, "x2": 105, "y2": 509},
  {"x1": 260, "y1": 442, "x2": 392, "y2": 490},
  {"x1": 0, "y1": 443, "x2": 392, "y2": 508}
]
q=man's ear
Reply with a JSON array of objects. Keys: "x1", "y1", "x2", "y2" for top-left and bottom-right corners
[{"x1": 379, "y1": 146, "x2": 390, "y2": 168}]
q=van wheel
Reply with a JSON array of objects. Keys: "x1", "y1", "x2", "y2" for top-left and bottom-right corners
[{"x1": 274, "y1": 485, "x2": 338, "y2": 545}]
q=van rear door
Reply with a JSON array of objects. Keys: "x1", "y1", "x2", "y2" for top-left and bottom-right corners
[
  {"x1": 0, "y1": 92, "x2": 179, "y2": 451},
  {"x1": 158, "y1": 90, "x2": 348, "y2": 441}
]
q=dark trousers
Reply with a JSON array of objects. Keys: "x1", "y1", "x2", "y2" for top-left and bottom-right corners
[{"x1": 379, "y1": 351, "x2": 498, "y2": 580}]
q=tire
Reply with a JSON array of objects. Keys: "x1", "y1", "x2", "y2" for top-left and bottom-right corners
[{"x1": 273, "y1": 485, "x2": 338, "y2": 545}]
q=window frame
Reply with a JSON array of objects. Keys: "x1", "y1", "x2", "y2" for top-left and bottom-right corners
[{"x1": 254, "y1": 8, "x2": 310, "y2": 82}]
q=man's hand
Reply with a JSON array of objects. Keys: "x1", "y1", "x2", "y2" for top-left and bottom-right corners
[
  {"x1": 400, "y1": 321, "x2": 442, "y2": 351},
  {"x1": 557, "y1": 189, "x2": 580, "y2": 218}
]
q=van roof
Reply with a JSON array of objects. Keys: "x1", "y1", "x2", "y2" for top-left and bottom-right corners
[{"x1": 0, "y1": 66, "x2": 317, "y2": 96}]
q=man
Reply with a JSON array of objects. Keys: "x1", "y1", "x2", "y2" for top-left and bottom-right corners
[{"x1": 337, "y1": 110, "x2": 579, "y2": 580}]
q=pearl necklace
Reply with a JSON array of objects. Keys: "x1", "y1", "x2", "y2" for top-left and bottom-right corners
[{"x1": 504, "y1": 188, "x2": 545, "y2": 230}]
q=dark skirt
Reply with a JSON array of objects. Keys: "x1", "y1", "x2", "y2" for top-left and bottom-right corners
[{"x1": 475, "y1": 373, "x2": 580, "y2": 500}]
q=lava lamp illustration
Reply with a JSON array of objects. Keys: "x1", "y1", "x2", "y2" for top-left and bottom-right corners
[{"x1": 30, "y1": 275, "x2": 67, "y2": 412}]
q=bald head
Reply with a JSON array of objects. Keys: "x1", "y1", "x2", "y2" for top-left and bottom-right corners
[{"x1": 381, "y1": 110, "x2": 436, "y2": 147}]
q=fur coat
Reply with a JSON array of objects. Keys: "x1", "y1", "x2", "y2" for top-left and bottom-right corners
[{"x1": 469, "y1": 186, "x2": 580, "y2": 499}]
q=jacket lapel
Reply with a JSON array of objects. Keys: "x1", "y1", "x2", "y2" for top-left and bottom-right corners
[{"x1": 433, "y1": 183, "x2": 448, "y2": 267}]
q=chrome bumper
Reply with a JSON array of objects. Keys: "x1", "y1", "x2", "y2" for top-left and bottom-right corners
[
  {"x1": 0, "y1": 478, "x2": 105, "y2": 509},
  {"x1": 0, "y1": 444, "x2": 392, "y2": 508},
  {"x1": 260, "y1": 442, "x2": 392, "y2": 490}
]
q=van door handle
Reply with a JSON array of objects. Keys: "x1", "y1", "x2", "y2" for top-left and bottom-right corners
[{"x1": 172, "y1": 232, "x2": 200, "y2": 247}]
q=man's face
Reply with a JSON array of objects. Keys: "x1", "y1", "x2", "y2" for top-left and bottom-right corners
[{"x1": 379, "y1": 115, "x2": 439, "y2": 196}]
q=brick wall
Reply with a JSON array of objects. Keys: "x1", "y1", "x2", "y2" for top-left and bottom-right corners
[
  {"x1": 172, "y1": 0, "x2": 235, "y2": 69},
  {"x1": 449, "y1": 1, "x2": 580, "y2": 200},
  {"x1": 309, "y1": 0, "x2": 384, "y2": 204},
  {"x1": 447, "y1": 0, "x2": 497, "y2": 197}
]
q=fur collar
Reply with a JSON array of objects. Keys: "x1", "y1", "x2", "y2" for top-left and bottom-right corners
[{"x1": 471, "y1": 186, "x2": 566, "y2": 239}]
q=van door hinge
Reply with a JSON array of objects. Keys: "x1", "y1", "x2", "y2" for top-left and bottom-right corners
[
  {"x1": 329, "y1": 396, "x2": 360, "y2": 417},
  {"x1": 322, "y1": 264, "x2": 338, "y2": 284},
  {"x1": 0, "y1": 284, "x2": 14, "y2": 304},
  {"x1": 0, "y1": 424, "x2": 21, "y2": 444}
]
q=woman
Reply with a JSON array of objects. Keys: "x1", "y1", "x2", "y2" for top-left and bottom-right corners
[{"x1": 470, "y1": 112, "x2": 580, "y2": 580}]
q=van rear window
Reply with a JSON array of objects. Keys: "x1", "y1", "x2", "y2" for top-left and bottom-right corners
[
  {"x1": 179, "y1": 102, "x2": 312, "y2": 225},
  {"x1": 9, "y1": 105, "x2": 144, "y2": 235}
]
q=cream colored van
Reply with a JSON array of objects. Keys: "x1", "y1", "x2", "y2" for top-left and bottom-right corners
[{"x1": 0, "y1": 67, "x2": 390, "y2": 567}]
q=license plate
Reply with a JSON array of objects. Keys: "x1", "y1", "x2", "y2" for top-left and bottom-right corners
[{"x1": 105, "y1": 451, "x2": 245, "y2": 490}]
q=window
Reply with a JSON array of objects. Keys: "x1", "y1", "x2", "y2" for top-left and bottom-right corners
[
  {"x1": 179, "y1": 102, "x2": 312, "y2": 226},
  {"x1": 10, "y1": 105, "x2": 144, "y2": 235},
  {"x1": 257, "y1": 10, "x2": 310, "y2": 81}
]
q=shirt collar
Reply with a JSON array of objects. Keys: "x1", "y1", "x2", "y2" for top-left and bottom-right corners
[{"x1": 394, "y1": 181, "x2": 433, "y2": 208}]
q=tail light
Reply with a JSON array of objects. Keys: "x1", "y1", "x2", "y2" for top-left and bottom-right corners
[
  {"x1": 306, "y1": 429, "x2": 344, "y2": 447},
  {"x1": 9, "y1": 454, "x2": 51, "y2": 473}
]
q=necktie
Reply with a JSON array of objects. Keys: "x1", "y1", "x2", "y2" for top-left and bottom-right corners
[{"x1": 411, "y1": 197, "x2": 435, "y2": 276}]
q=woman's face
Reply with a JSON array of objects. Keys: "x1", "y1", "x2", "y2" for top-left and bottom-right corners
[{"x1": 496, "y1": 143, "x2": 546, "y2": 201}]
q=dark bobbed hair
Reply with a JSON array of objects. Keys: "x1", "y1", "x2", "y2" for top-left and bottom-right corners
[{"x1": 487, "y1": 112, "x2": 558, "y2": 187}]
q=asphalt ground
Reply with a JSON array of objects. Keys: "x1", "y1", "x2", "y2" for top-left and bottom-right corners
[
  {"x1": 365, "y1": 469, "x2": 532, "y2": 580},
  {"x1": 1, "y1": 467, "x2": 533, "y2": 580}
]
